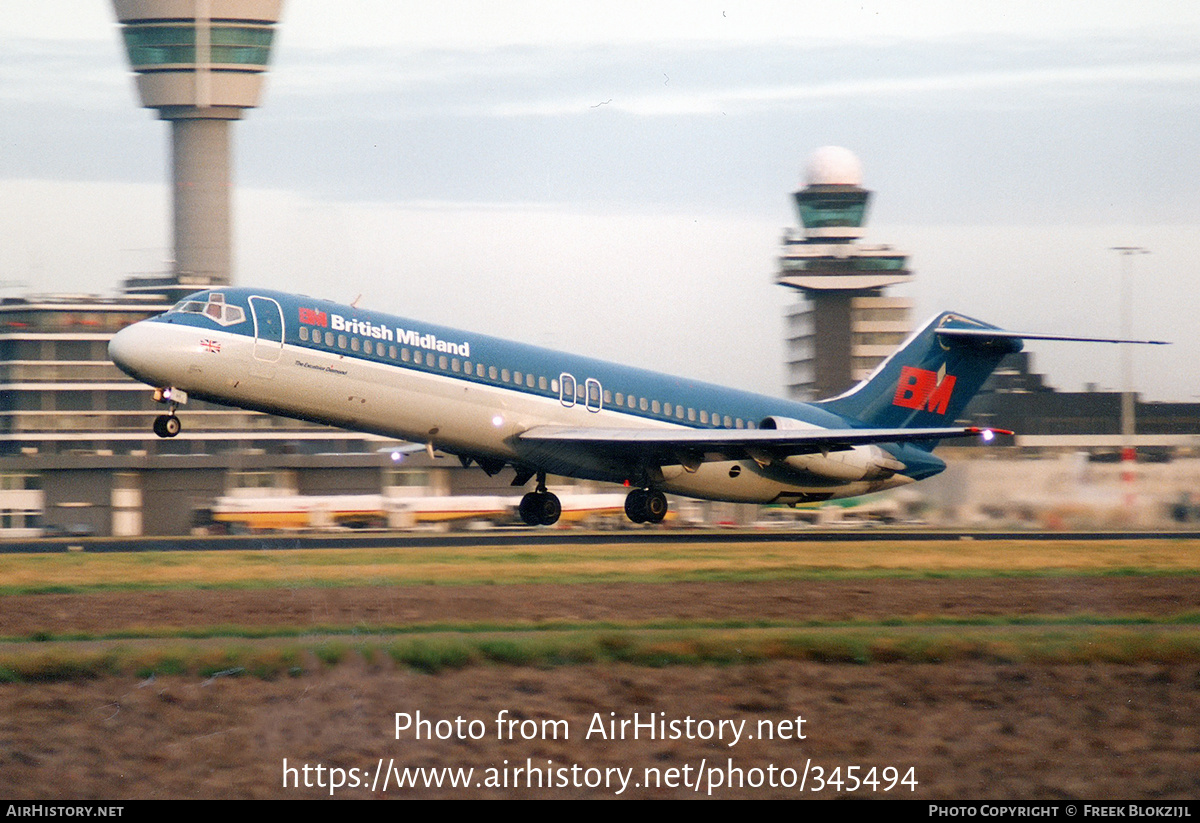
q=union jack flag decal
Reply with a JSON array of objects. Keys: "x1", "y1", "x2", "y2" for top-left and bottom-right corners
[{"x1": 200, "y1": 338, "x2": 221, "y2": 353}]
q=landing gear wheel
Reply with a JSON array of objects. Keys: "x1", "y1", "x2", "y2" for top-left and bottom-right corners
[
  {"x1": 519, "y1": 491, "x2": 562, "y2": 526},
  {"x1": 624, "y1": 489, "x2": 648, "y2": 524},
  {"x1": 518, "y1": 493, "x2": 539, "y2": 525},
  {"x1": 153, "y1": 414, "x2": 181, "y2": 438},
  {"x1": 625, "y1": 488, "x2": 668, "y2": 524}
]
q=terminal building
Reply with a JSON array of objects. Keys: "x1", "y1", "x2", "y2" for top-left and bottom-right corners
[{"x1": 957, "y1": 351, "x2": 1200, "y2": 457}]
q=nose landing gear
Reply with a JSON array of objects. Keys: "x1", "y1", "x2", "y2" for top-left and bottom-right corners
[
  {"x1": 152, "y1": 413, "x2": 181, "y2": 438},
  {"x1": 150, "y1": 387, "x2": 187, "y2": 438}
]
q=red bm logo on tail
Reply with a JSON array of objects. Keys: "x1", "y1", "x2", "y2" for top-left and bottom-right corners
[{"x1": 893, "y1": 365, "x2": 956, "y2": 414}]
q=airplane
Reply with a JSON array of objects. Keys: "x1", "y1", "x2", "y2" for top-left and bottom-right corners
[{"x1": 107, "y1": 287, "x2": 1164, "y2": 526}]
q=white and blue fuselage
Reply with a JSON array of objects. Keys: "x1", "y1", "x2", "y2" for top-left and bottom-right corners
[{"x1": 109, "y1": 287, "x2": 1021, "y2": 524}]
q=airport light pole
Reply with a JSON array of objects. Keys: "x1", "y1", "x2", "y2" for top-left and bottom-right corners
[{"x1": 1111, "y1": 245, "x2": 1149, "y2": 512}]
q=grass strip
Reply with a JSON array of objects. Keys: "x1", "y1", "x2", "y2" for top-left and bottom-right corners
[
  {"x1": 5, "y1": 611, "x2": 1200, "y2": 645},
  {"x1": 2, "y1": 627, "x2": 1198, "y2": 682},
  {"x1": 1, "y1": 540, "x2": 1198, "y2": 594}
]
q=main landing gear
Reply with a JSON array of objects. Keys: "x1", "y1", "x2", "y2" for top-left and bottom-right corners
[
  {"x1": 624, "y1": 488, "x2": 668, "y2": 524},
  {"x1": 518, "y1": 472, "x2": 562, "y2": 526}
]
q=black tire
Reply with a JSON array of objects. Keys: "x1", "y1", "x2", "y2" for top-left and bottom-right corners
[
  {"x1": 153, "y1": 414, "x2": 181, "y2": 438},
  {"x1": 624, "y1": 489, "x2": 648, "y2": 524},
  {"x1": 518, "y1": 492, "x2": 541, "y2": 526}
]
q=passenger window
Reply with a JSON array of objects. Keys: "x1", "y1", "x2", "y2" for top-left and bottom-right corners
[
  {"x1": 439, "y1": 355, "x2": 448, "y2": 370},
  {"x1": 402, "y1": 349, "x2": 411, "y2": 362},
  {"x1": 351, "y1": 338, "x2": 360, "y2": 352},
  {"x1": 700, "y1": 411, "x2": 708, "y2": 424},
  {"x1": 337, "y1": 334, "x2": 347, "y2": 349},
  {"x1": 324, "y1": 332, "x2": 334, "y2": 347},
  {"x1": 299, "y1": 327, "x2": 309, "y2": 341}
]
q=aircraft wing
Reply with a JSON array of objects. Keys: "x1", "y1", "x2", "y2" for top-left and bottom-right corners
[{"x1": 516, "y1": 424, "x2": 1008, "y2": 467}]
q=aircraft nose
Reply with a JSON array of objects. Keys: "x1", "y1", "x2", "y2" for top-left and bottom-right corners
[{"x1": 108, "y1": 322, "x2": 162, "y2": 385}]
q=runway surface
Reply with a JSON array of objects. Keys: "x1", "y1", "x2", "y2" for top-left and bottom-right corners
[{"x1": 3, "y1": 527, "x2": 1200, "y2": 553}]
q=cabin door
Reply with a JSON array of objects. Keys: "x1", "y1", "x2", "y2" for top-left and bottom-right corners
[
  {"x1": 249, "y1": 296, "x2": 284, "y2": 378},
  {"x1": 585, "y1": 378, "x2": 603, "y2": 413}
]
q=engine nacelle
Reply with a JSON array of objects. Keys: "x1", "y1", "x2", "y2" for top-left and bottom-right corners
[{"x1": 755, "y1": 416, "x2": 905, "y2": 482}]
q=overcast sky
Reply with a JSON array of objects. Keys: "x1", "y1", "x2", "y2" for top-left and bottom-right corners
[{"x1": 1, "y1": 1, "x2": 1198, "y2": 402}]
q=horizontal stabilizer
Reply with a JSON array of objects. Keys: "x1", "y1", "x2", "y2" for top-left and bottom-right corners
[{"x1": 937, "y1": 328, "x2": 1169, "y2": 346}]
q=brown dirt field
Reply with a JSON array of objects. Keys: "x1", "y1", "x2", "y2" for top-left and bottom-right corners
[
  {"x1": 3, "y1": 576, "x2": 1198, "y2": 636},
  {"x1": 1, "y1": 577, "x2": 1198, "y2": 799}
]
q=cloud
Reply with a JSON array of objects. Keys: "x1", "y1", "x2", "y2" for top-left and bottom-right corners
[{"x1": 269, "y1": 34, "x2": 1200, "y2": 121}]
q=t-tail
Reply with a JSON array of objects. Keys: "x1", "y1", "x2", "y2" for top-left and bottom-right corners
[
  {"x1": 814, "y1": 312, "x2": 1019, "y2": 437},
  {"x1": 813, "y1": 311, "x2": 1168, "y2": 444}
]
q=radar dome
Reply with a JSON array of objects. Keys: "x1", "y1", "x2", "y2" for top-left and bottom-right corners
[{"x1": 804, "y1": 146, "x2": 863, "y2": 187}]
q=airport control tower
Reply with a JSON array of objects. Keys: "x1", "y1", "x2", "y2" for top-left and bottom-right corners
[
  {"x1": 112, "y1": 0, "x2": 283, "y2": 292},
  {"x1": 777, "y1": 147, "x2": 913, "y2": 400}
]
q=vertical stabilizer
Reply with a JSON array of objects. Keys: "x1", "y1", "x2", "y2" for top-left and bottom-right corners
[{"x1": 814, "y1": 312, "x2": 1022, "y2": 432}]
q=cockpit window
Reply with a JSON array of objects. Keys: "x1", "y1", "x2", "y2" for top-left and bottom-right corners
[{"x1": 168, "y1": 292, "x2": 245, "y2": 326}]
